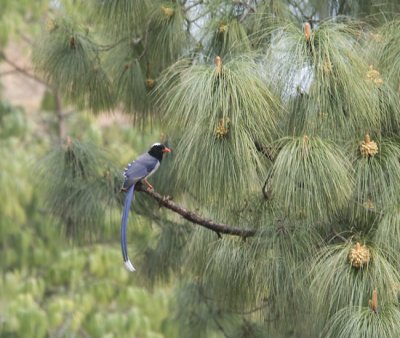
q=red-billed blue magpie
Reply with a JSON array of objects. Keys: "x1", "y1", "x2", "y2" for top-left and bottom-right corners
[{"x1": 120, "y1": 143, "x2": 171, "y2": 272}]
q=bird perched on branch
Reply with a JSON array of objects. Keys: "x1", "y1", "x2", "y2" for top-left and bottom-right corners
[{"x1": 120, "y1": 143, "x2": 171, "y2": 272}]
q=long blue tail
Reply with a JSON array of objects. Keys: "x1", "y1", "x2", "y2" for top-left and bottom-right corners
[{"x1": 121, "y1": 185, "x2": 136, "y2": 272}]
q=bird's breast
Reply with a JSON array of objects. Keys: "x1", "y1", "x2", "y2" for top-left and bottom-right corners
[{"x1": 146, "y1": 161, "x2": 160, "y2": 178}]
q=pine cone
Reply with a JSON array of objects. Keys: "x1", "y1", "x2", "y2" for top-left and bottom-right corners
[
  {"x1": 215, "y1": 56, "x2": 222, "y2": 75},
  {"x1": 360, "y1": 134, "x2": 378, "y2": 157},
  {"x1": 370, "y1": 33, "x2": 383, "y2": 42},
  {"x1": 145, "y1": 78, "x2": 156, "y2": 90},
  {"x1": 69, "y1": 36, "x2": 76, "y2": 49},
  {"x1": 304, "y1": 22, "x2": 311, "y2": 40},
  {"x1": 215, "y1": 118, "x2": 230, "y2": 139},
  {"x1": 363, "y1": 199, "x2": 375, "y2": 211},
  {"x1": 161, "y1": 6, "x2": 174, "y2": 18},
  {"x1": 348, "y1": 242, "x2": 371, "y2": 268},
  {"x1": 219, "y1": 23, "x2": 228, "y2": 33},
  {"x1": 368, "y1": 288, "x2": 378, "y2": 313},
  {"x1": 46, "y1": 19, "x2": 58, "y2": 32},
  {"x1": 367, "y1": 65, "x2": 384, "y2": 86}
]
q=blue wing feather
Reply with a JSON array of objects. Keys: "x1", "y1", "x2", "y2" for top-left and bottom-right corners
[{"x1": 122, "y1": 153, "x2": 159, "y2": 190}]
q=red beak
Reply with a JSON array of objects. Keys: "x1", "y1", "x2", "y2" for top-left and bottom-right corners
[{"x1": 162, "y1": 147, "x2": 172, "y2": 153}]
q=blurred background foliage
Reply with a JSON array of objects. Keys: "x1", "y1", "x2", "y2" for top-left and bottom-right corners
[
  {"x1": 1, "y1": 0, "x2": 400, "y2": 337},
  {"x1": 0, "y1": 98, "x2": 175, "y2": 337}
]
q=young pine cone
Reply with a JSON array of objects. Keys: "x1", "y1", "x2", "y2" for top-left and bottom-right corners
[
  {"x1": 348, "y1": 242, "x2": 371, "y2": 268},
  {"x1": 360, "y1": 134, "x2": 378, "y2": 157}
]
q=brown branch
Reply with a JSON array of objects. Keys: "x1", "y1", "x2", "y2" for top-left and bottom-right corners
[
  {"x1": 136, "y1": 185, "x2": 257, "y2": 238},
  {"x1": 187, "y1": 9, "x2": 210, "y2": 23},
  {"x1": 234, "y1": 0, "x2": 256, "y2": 22},
  {"x1": 0, "y1": 52, "x2": 50, "y2": 87},
  {"x1": 79, "y1": 328, "x2": 92, "y2": 338},
  {"x1": 137, "y1": 27, "x2": 150, "y2": 61},
  {"x1": 262, "y1": 172, "x2": 273, "y2": 200},
  {"x1": 0, "y1": 69, "x2": 20, "y2": 76},
  {"x1": 254, "y1": 141, "x2": 277, "y2": 162},
  {"x1": 17, "y1": 29, "x2": 33, "y2": 45},
  {"x1": 54, "y1": 91, "x2": 67, "y2": 143},
  {"x1": 97, "y1": 37, "x2": 130, "y2": 51}
]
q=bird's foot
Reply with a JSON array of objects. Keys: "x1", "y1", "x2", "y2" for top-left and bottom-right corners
[{"x1": 144, "y1": 179, "x2": 153, "y2": 190}]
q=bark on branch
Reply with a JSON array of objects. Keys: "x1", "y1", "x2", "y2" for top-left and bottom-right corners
[{"x1": 136, "y1": 185, "x2": 257, "y2": 238}]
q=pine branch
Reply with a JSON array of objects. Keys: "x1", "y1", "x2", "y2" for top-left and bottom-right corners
[
  {"x1": 0, "y1": 69, "x2": 20, "y2": 76},
  {"x1": 0, "y1": 51, "x2": 50, "y2": 87},
  {"x1": 54, "y1": 91, "x2": 67, "y2": 143},
  {"x1": 184, "y1": 0, "x2": 203, "y2": 12},
  {"x1": 187, "y1": 9, "x2": 211, "y2": 23},
  {"x1": 97, "y1": 36, "x2": 130, "y2": 52},
  {"x1": 136, "y1": 184, "x2": 257, "y2": 238},
  {"x1": 234, "y1": 0, "x2": 256, "y2": 22}
]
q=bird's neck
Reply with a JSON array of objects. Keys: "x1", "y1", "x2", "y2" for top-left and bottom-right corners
[{"x1": 148, "y1": 150, "x2": 163, "y2": 162}]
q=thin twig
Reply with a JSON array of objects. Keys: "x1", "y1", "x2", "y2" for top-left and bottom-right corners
[
  {"x1": 54, "y1": 90, "x2": 67, "y2": 143},
  {"x1": 188, "y1": 9, "x2": 211, "y2": 23},
  {"x1": 233, "y1": 301, "x2": 269, "y2": 315},
  {"x1": 262, "y1": 172, "x2": 272, "y2": 200},
  {"x1": 185, "y1": 0, "x2": 203, "y2": 12},
  {"x1": 198, "y1": 287, "x2": 230, "y2": 338},
  {"x1": 79, "y1": 328, "x2": 92, "y2": 338},
  {"x1": 1, "y1": 52, "x2": 50, "y2": 87},
  {"x1": 254, "y1": 141, "x2": 275, "y2": 162},
  {"x1": 136, "y1": 21, "x2": 152, "y2": 61},
  {"x1": 331, "y1": 229, "x2": 348, "y2": 242},
  {"x1": 97, "y1": 36, "x2": 130, "y2": 51},
  {"x1": 17, "y1": 29, "x2": 33, "y2": 45},
  {"x1": 235, "y1": 0, "x2": 256, "y2": 22}
]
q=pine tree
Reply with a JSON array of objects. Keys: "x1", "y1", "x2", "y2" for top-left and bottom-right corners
[{"x1": 25, "y1": 0, "x2": 400, "y2": 337}]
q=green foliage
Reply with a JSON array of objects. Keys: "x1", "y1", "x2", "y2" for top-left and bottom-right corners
[
  {"x1": 352, "y1": 138, "x2": 400, "y2": 219},
  {"x1": 374, "y1": 206, "x2": 400, "y2": 252},
  {"x1": 207, "y1": 18, "x2": 252, "y2": 57},
  {"x1": 173, "y1": 282, "x2": 224, "y2": 338},
  {"x1": 0, "y1": 106, "x2": 30, "y2": 229},
  {"x1": 147, "y1": 2, "x2": 191, "y2": 70},
  {"x1": 0, "y1": 101, "x2": 26, "y2": 139},
  {"x1": 0, "y1": 0, "x2": 48, "y2": 46},
  {"x1": 107, "y1": 54, "x2": 150, "y2": 119},
  {"x1": 0, "y1": 156, "x2": 160, "y2": 337},
  {"x1": 376, "y1": 20, "x2": 400, "y2": 88},
  {"x1": 310, "y1": 242, "x2": 400, "y2": 321},
  {"x1": 33, "y1": 18, "x2": 114, "y2": 113},
  {"x1": 185, "y1": 215, "x2": 320, "y2": 318},
  {"x1": 368, "y1": 20, "x2": 400, "y2": 133},
  {"x1": 37, "y1": 138, "x2": 121, "y2": 240},
  {"x1": 264, "y1": 20, "x2": 386, "y2": 138},
  {"x1": 3, "y1": 1, "x2": 400, "y2": 337},
  {"x1": 142, "y1": 221, "x2": 192, "y2": 286},
  {"x1": 269, "y1": 136, "x2": 353, "y2": 222},
  {"x1": 158, "y1": 56, "x2": 281, "y2": 211},
  {"x1": 0, "y1": 242, "x2": 172, "y2": 338},
  {"x1": 324, "y1": 304, "x2": 400, "y2": 338},
  {"x1": 91, "y1": 0, "x2": 150, "y2": 37}
]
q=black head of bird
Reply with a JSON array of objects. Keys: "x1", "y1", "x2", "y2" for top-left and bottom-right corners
[{"x1": 148, "y1": 143, "x2": 172, "y2": 161}]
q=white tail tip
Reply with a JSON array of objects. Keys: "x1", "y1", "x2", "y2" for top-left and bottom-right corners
[{"x1": 124, "y1": 259, "x2": 136, "y2": 272}]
